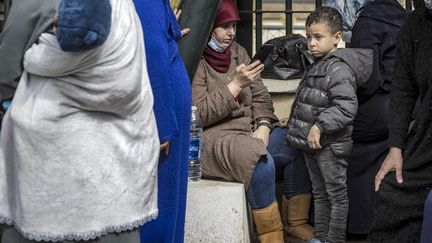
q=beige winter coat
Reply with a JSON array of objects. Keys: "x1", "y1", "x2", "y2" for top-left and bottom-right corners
[{"x1": 192, "y1": 42, "x2": 277, "y2": 188}]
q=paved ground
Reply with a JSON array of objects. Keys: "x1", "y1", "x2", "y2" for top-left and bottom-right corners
[{"x1": 286, "y1": 234, "x2": 367, "y2": 243}]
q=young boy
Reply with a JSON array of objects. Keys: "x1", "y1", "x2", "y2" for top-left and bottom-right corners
[{"x1": 286, "y1": 6, "x2": 372, "y2": 243}]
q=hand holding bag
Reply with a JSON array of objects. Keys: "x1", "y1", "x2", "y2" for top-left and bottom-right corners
[{"x1": 252, "y1": 34, "x2": 314, "y2": 80}]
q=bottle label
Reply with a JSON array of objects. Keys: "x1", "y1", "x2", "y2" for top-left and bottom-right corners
[{"x1": 189, "y1": 137, "x2": 201, "y2": 159}]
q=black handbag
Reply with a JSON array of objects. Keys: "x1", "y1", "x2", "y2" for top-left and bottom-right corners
[{"x1": 252, "y1": 34, "x2": 314, "y2": 80}]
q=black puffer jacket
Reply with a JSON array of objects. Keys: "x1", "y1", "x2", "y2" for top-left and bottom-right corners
[{"x1": 286, "y1": 48, "x2": 372, "y2": 151}]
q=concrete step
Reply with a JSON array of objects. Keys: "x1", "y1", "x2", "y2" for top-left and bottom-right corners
[{"x1": 184, "y1": 179, "x2": 251, "y2": 243}]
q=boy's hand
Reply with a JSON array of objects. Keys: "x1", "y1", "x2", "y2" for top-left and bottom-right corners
[{"x1": 307, "y1": 124, "x2": 321, "y2": 149}]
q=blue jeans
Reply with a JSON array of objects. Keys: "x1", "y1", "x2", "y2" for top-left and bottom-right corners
[
  {"x1": 268, "y1": 127, "x2": 312, "y2": 197},
  {"x1": 246, "y1": 154, "x2": 276, "y2": 209}
]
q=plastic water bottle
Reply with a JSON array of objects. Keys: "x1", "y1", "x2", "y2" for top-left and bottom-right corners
[{"x1": 188, "y1": 105, "x2": 202, "y2": 182}]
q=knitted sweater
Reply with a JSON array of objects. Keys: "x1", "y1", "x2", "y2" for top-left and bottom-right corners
[{"x1": 368, "y1": 0, "x2": 432, "y2": 241}]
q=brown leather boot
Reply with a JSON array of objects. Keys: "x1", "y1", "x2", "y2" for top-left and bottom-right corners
[
  {"x1": 252, "y1": 201, "x2": 284, "y2": 243},
  {"x1": 282, "y1": 193, "x2": 315, "y2": 240}
]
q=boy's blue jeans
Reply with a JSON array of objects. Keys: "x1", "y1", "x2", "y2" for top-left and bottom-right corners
[{"x1": 245, "y1": 127, "x2": 312, "y2": 209}]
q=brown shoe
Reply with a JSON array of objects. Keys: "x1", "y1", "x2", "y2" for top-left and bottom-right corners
[
  {"x1": 282, "y1": 194, "x2": 315, "y2": 240},
  {"x1": 252, "y1": 201, "x2": 284, "y2": 243}
]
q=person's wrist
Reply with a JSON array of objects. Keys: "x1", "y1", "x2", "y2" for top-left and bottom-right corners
[
  {"x1": 228, "y1": 81, "x2": 242, "y2": 97},
  {"x1": 389, "y1": 147, "x2": 402, "y2": 156},
  {"x1": 314, "y1": 123, "x2": 322, "y2": 133},
  {"x1": 257, "y1": 121, "x2": 273, "y2": 131}
]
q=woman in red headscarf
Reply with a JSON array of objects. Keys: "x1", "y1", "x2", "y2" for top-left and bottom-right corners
[{"x1": 191, "y1": 1, "x2": 283, "y2": 242}]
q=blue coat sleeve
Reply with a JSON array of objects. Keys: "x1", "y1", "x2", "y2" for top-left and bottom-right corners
[{"x1": 134, "y1": 0, "x2": 179, "y2": 142}]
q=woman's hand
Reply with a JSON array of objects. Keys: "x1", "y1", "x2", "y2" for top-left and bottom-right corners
[
  {"x1": 228, "y1": 61, "x2": 264, "y2": 97},
  {"x1": 307, "y1": 125, "x2": 321, "y2": 150},
  {"x1": 252, "y1": 126, "x2": 271, "y2": 147},
  {"x1": 375, "y1": 147, "x2": 403, "y2": 191},
  {"x1": 173, "y1": 8, "x2": 190, "y2": 37}
]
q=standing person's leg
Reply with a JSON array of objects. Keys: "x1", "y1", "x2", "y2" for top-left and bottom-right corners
[
  {"x1": 304, "y1": 152, "x2": 331, "y2": 242},
  {"x1": 246, "y1": 154, "x2": 283, "y2": 243},
  {"x1": 347, "y1": 140, "x2": 388, "y2": 235},
  {"x1": 315, "y1": 147, "x2": 348, "y2": 243},
  {"x1": 269, "y1": 127, "x2": 314, "y2": 240}
]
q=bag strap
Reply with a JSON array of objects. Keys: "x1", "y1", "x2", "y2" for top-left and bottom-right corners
[{"x1": 296, "y1": 42, "x2": 314, "y2": 69}]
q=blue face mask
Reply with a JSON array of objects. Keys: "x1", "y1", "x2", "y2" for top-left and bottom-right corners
[
  {"x1": 426, "y1": 0, "x2": 432, "y2": 11},
  {"x1": 207, "y1": 36, "x2": 226, "y2": 53}
]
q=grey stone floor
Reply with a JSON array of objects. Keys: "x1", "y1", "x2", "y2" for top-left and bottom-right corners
[{"x1": 285, "y1": 235, "x2": 367, "y2": 243}]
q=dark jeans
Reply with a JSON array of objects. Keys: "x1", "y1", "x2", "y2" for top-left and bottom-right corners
[
  {"x1": 246, "y1": 154, "x2": 276, "y2": 209},
  {"x1": 304, "y1": 146, "x2": 348, "y2": 243},
  {"x1": 268, "y1": 127, "x2": 312, "y2": 197}
]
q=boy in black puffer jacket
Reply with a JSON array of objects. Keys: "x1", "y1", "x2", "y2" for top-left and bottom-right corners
[{"x1": 286, "y1": 6, "x2": 372, "y2": 243}]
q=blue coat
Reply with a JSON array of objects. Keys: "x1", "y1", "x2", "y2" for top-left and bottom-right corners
[{"x1": 133, "y1": 1, "x2": 192, "y2": 242}]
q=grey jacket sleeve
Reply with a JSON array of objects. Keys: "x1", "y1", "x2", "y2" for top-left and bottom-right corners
[
  {"x1": 0, "y1": 0, "x2": 59, "y2": 100},
  {"x1": 315, "y1": 66, "x2": 358, "y2": 134}
]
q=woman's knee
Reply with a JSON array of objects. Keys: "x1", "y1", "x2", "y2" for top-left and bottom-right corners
[
  {"x1": 250, "y1": 154, "x2": 275, "y2": 186},
  {"x1": 247, "y1": 155, "x2": 276, "y2": 208}
]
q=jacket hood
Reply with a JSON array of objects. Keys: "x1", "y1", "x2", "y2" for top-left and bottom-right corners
[
  {"x1": 360, "y1": 0, "x2": 407, "y2": 28},
  {"x1": 325, "y1": 48, "x2": 373, "y2": 87}
]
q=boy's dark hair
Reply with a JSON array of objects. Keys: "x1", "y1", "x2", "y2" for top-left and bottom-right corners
[{"x1": 306, "y1": 6, "x2": 342, "y2": 34}]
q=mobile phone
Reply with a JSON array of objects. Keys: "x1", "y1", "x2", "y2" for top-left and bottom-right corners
[{"x1": 250, "y1": 53, "x2": 267, "y2": 64}]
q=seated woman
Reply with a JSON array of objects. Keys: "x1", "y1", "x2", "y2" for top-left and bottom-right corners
[{"x1": 191, "y1": 0, "x2": 282, "y2": 242}]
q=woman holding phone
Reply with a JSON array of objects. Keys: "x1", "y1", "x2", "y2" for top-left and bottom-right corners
[{"x1": 191, "y1": 1, "x2": 283, "y2": 242}]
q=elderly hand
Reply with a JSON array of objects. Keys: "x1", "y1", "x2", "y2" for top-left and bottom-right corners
[
  {"x1": 173, "y1": 8, "x2": 190, "y2": 37},
  {"x1": 375, "y1": 147, "x2": 403, "y2": 191}
]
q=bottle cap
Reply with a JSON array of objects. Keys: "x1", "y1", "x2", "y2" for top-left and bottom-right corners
[{"x1": 2, "y1": 100, "x2": 11, "y2": 110}]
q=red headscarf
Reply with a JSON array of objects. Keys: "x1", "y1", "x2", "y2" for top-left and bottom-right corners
[{"x1": 203, "y1": 0, "x2": 240, "y2": 73}]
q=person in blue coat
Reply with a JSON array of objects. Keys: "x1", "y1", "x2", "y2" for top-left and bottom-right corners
[{"x1": 133, "y1": 1, "x2": 192, "y2": 242}]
